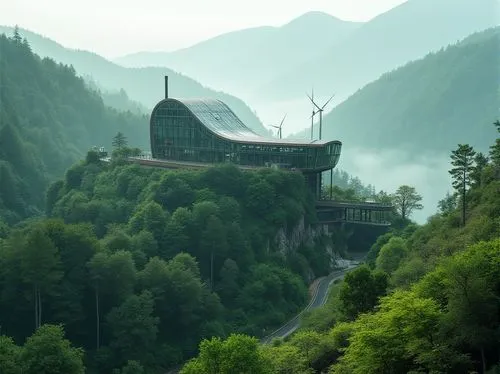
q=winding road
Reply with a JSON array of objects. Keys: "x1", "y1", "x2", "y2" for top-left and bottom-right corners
[
  {"x1": 165, "y1": 266, "x2": 355, "y2": 373},
  {"x1": 260, "y1": 266, "x2": 355, "y2": 344}
]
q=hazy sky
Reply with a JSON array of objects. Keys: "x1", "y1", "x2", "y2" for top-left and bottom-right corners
[{"x1": 1, "y1": 0, "x2": 407, "y2": 58}]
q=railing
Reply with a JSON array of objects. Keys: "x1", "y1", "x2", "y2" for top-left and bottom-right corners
[
  {"x1": 316, "y1": 201, "x2": 393, "y2": 226},
  {"x1": 316, "y1": 200, "x2": 394, "y2": 210}
]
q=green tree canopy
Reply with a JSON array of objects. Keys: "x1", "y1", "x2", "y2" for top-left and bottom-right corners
[
  {"x1": 391, "y1": 185, "x2": 423, "y2": 220},
  {"x1": 339, "y1": 265, "x2": 388, "y2": 319},
  {"x1": 376, "y1": 236, "x2": 407, "y2": 274},
  {"x1": 20, "y1": 324, "x2": 85, "y2": 374},
  {"x1": 181, "y1": 334, "x2": 269, "y2": 374}
]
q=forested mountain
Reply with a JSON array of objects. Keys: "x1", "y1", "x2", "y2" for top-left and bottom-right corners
[
  {"x1": 88, "y1": 84, "x2": 149, "y2": 115},
  {"x1": 115, "y1": 12, "x2": 362, "y2": 97},
  {"x1": 0, "y1": 151, "x2": 344, "y2": 372},
  {"x1": 0, "y1": 26, "x2": 267, "y2": 135},
  {"x1": 258, "y1": 0, "x2": 498, "y2": 101},
  {"x1": 295, "y1": 27, "x2": 499, "y2": 154},
  {"x1": 181, "y1": 121, "x2": 500, "y2": 374},
  {"x1": 0, "y1": 32, "x2": 149, "y2": 224}
]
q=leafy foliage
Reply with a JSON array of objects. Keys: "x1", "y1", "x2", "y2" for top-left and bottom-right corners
[
  {"x1": 20, "y1": 324, "x2": 85, "y2": 374},
  {"x1": 181, "y1": 334, "x2": 270, "y2": 374},
  {"x1": 0, "y1": 32, "x2": 148, "y2": 223},
  {"x1": 183, "y1": 120, "x2": 500, "y2": 374},
  {"x1": 391, "y1": 185, "x2": 423, "y2": 220},
  {"x1": 0, "y1": 156, "x2": 337, "y2": 372},
  {"x1": 339, "y1": 266, "x2": 388, "y2": 319}
]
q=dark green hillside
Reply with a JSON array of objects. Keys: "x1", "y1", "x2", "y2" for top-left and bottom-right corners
[
  {"x1": 309, "y1": 27, "x2": 499, "y2": 154},
  {"x1": 0, "y1": 26, "x2": 266, "y2": 135},
  {"x1": 181, "y1": 121, "x2": 500, "y2": 374},
  {"x1": 0, "y1": 32, "x2": 148, "y2": 223},
  {"x1": 0, "y1": 148, "x2": 338, "y2": 372}
]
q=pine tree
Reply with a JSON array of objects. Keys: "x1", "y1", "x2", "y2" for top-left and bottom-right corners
[
  {"x1": 22, "y1": 37, "x2": 32, "y2": 53},
  {"x1": 112, "y1": 132, "x2": 128, "y2": 150},
  {"x1": 12, "y1": 25, "x2": 22, "y2": 44},
  {"x1": 489, "y1": 120, "x2": 500, "y2": 166},
  {"x1": 471, "y1": 152, "x2": 489, "y2": 187},
  {"x1": 449, "y1": 144, "x2": 476, "y2": 226}
]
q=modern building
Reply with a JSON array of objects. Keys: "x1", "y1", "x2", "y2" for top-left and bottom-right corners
[
  {"x1": 143, "y1": 77, "x2": 391, "y2": 225},
  {"x1": 150, "y1": 77, "x2": 342, "y2": 196}
]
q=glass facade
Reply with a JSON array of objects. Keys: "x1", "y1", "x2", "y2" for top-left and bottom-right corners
[{"x1": 150, "y1": 98, "x2": 342, "y2": 172}]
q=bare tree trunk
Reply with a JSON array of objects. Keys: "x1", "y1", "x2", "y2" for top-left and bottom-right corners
[
  {"x1": 34, "y1": 284, "x2": 37, "y2": 330},
  {"x1": 210, "y1": 251, "x2": 214, "y2": 291},
  {"x1": 96, "y1": 286, "x2": 100, "y2": 350},
  {"x1": 480, "y1": 347, "x2": 486, "y2": 374},
  {"x1": 462, "y1": 171, "x2": 466, "y2": 226},
  {"x1": 38, "y1": 289, "x2": 42, "y2": 328}
]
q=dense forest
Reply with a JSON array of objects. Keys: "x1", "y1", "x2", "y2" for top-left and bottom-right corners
[
  {"x1": 0, "y1": 149, "x2": 342, "y2": 373},
  {"x1": 0, "y1": 26, "x2": 498, "y2": 374},
  {"x1": 0, "y1": 31, "x2": 149, "y2": 223},
  {"x1": 0, "y1": 33, "x2": 389, "y2": 374},
  {"x1": 0, "y1": 26, "x2": 267, "y2": 135},
  {"x1": 181, "y1": 121, "x2": 500, "y2": 373}
]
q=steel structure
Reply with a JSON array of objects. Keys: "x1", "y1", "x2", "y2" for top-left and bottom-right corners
[
  {"x1": 143, "y1": 77, "x2": 392, "y2": 226},
  {"x1": 150, "y1": 77, "x2": 342, "y2": 174}
]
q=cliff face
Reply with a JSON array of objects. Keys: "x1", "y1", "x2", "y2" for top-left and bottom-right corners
[
  {"x1": 274, "y1": 217, "x2": 323, "y2": 254},
  {"x1": 273, "y1": 217, "x2": 347, "y2": 282}
]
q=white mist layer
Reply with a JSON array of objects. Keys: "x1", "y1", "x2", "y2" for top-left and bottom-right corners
[{"x1": 337, "y1": 148, "x2": 453, "y2": 224}]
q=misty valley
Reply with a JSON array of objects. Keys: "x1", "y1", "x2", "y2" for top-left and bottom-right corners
[{"x1": 0, "y1": 0, "x2": 499, "y2": 373}]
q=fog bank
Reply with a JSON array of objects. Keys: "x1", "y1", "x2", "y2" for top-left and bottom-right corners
[{"x1": 337, "y1": 148, "x2": 453, "y2": 223}]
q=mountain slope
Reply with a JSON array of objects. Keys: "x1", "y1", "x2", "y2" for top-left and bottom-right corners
[
  {"x1": 297, "y1": 27, "x2": 500, "y2": 154},
  {"x1": 115, "y1": 12, "x2": 362, "y2": 97},
  {"x1": 258, "y1": 0, "x2": 499, "y2": 102},
  {"x1": 0, "y1": 33, "x2": 149, "y2": 223},
  {"x1": 0, "y1": 26, "x2": 266, "y2": 135}
]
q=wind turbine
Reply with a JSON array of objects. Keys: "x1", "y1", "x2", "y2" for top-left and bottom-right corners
[
  {"x1": 307, "y1": 92, "x2": 335, "y2": 140},
  {"x1": 270, "y1": 114, "x2": 287, "y2": 139},
  {"x1": 308, "y1": 88, "x2": 318, "y2": 140}
]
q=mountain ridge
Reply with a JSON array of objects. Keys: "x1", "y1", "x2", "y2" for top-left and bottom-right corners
[
  {"x1": 114, "y1": 11, "x2": 362, "y2": 96},
  {"x1": 0, "y1": 26, "x2": 267, "y2": 135},
  {"x1": 257, "y1": 0, "x2": 499, "y2": 102},
  {"x1": 294, "y1": 27, "x2": 500, "y2": 155},
  {"x1": 117, "y1": 11, "x2": 361, "y2": 60}
]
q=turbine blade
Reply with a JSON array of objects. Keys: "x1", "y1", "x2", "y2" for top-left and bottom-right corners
[
  {"x1": 312, "y1": 100, "x2": 322, "y2": 111},
  {"x1": 321, "y1": 94, "x2": 336, "y2": 110},
  {"x1": 306, "y1": 93, "x2": 322, "y2": 111},
  {"x1": 279, "y1": 113, "x2": 287, "y2": 128}
]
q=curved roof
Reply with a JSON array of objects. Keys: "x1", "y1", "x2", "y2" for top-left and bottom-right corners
[{"x1": 157, "y1": 98, "x2": 339, "y2": 147}]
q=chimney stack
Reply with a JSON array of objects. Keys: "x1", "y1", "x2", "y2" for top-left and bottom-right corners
[{"x1": 164, "y1": 75, "x2": 168, "y2": 99}]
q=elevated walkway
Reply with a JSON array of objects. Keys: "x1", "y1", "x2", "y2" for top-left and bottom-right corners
[{"x1": 316, "y1": 200, "x2": 393, "y2": 226}]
